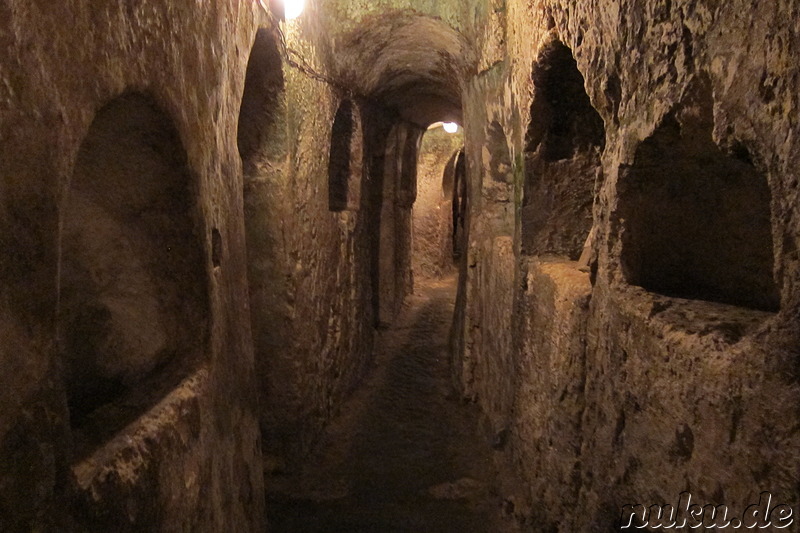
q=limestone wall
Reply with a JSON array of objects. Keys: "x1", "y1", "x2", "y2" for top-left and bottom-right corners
[
  {"x1": 0, "y1": 0, "x2": 404, "y2": 529},
  {"x1": 241, "y1": 21, "x2": 379, "y2": 464},
  {"x1": 412, "y1": 127, "x2": 463, "y2": 279},
  {"x1": 455, "y1": 0, "x2": 800, "y2": 529},
  {"x1": 0, "y1": 1, "x2": 267, "y2": 530},
  {"x1": 2, "y1": 0, "x2": 798, "y2": 530}
]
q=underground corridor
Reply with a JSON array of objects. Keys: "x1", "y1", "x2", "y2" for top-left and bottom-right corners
[
  {"x1": 266, "y1": 276, "x2": 496, "y2": 532},
  {"x1": 262, "y1": 123, "x2": 503, "y2": 532},
  {"x1": 1, "y1": 0, "x2": 800, "y2": 532}
]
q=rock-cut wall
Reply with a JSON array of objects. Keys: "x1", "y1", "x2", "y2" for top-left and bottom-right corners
[
  {"x1": 412, "y1": 127, "x2": 464, "y2": 279},
  {"x1": 0, "y1": 1, "x2": 269, "y2": 531},
  {"x1": 454, "y1": 0, "x2": 800, "y2": 529}
]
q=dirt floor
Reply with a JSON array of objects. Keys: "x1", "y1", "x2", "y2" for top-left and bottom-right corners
[{"x1": 265, "y1": 275, "x2": 506, "y2": 532}]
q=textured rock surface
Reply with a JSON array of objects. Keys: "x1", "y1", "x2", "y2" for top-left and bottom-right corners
[
  {"x1": 454, "y1": 0, "x2": 800, "y2": 530},
  {"x1": 1, "y1": 0, "x2": 799, "y2": 531},
  {"x1": 505, "y1": 259, "x2": 592, "y2": 529},
  {"x1": 242, "y1": 37, "x2": 380, "y2": 461},
  {"x1": 0, "y1": 1, "x2": 265, "y2": 530},
  {"x1": 412, "y1": 127, "x2": 463, "y2": 279}
]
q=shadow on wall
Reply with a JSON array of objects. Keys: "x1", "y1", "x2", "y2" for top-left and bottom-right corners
[
  {"x1": 617, "y1": 75, "x2": 779, "y2": 312},
  {"x1": 522, "y1": 39, "x2": 605, "y2": 261},
  {"x1": 378, "y1": 124, "x2": 409, "y2": 325},
  {"x1": 444, "y1": 149, "x2": 467, "y2": 262},
  {"x1": 396, "y1": 125, "x2": 424, "y2": 293},
  {"x1": 328, "y1": 99, "x2": 363, "y2": 212},
  {"x1": 398, "y1": 126, "x2": 422, "y2": 209},
  {"x1": 59, "y1": 93, "x2": 208, "y2": 456}
]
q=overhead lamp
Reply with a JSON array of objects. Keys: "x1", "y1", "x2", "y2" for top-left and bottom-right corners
[
  {"x1": 443, "y1": 122, "x2": 459, "y2": 134},
  {"x1": 284, "y1": 0, "x2": 305, "y2": 19}
]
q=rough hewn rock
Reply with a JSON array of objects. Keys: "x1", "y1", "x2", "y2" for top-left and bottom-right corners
[
  {"x1": 455, "y1": 0, "x2": 800, "y2": 529},
  {"x1": 2, "y1": 0, "x2": 799, "y2": 531},
  {"x1": 412, "y1": 126, "x2": 463, "y2": 279},
  {"x1": 0, "y1": 1, "x2": 266, "y2": 529}
]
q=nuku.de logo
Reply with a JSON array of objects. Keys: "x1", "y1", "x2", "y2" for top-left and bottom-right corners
[{"x1": 620, "y1": 491, "x2": 794, "y2": 529}]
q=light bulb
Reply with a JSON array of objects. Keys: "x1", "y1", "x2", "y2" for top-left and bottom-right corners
[
  {"x1": 443, "y1": 122, "x2": 459, "y2": 134},
  {"x1": 284, "y1": 0, "x2": 305, "y2": 19}
]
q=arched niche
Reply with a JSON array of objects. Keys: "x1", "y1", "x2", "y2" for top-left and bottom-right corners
[
  {"x1": 522, "y1": 39, "x2": 605, "y2": 260},
  {"x1": 238, "y1": 27, "x2": 286, "y2": 174},
  {"x1": 617, "y1": 78, "x2": 779, "y2": 311},
  {"x1": 59, "y1": 93, "x2": 208, "y2": 437},
  {"x1": 237, "y1": 26, "x2": 289, "y2": 458},
  {"x1": 328, "y1": 99, "x2": 364, "y2": 211}
]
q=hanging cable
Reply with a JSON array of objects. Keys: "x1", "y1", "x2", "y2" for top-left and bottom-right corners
[{"x1": 256, "y1": 0, "x2": 355, "y2": 98}]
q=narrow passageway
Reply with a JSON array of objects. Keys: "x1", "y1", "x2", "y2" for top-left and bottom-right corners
[{"x1": 266, "y1": 275, "x2": 499, "y2": 532}]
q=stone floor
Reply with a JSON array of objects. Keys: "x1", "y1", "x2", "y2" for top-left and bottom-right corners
[{"x1": 265, "y1": 275, "x2": 504, "y2": 532}]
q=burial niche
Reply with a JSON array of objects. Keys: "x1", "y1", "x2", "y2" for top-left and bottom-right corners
[
  {"x1": 328, "y1": 99, "x2": 363, "y2": 211},
  {"x1": 521, "y1": 40, "x2": 605, "y2": 260},
  {"x1": 617, "y1": 81, "x2": 779, "y2": 311},
  {"x1": 60, "y1": 93, "x2": 208, "y2": 434}
]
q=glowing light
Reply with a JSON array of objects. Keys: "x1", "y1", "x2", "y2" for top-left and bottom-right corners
[
  {"x1": 284, "y1": 0, "x2": 305, "y2": 19},
  {"x1": 443, "y1": 122, "x2": 459, "y2": 134}
]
